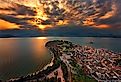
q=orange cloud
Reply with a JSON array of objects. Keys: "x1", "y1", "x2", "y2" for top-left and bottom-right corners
[
  {"x1": 94, "y1": 24, "x2": 110, "y2": 29},
  {"x1": 0, "y1": 19, "x2": 19, "y2": 30},
  {"x1": 100, "y1": 3, "x2": 117, "y2": 19},
  {"x1": 0, "y1": 10, "x2": 16, "y2": 15},
  {"x1": 0, "y1": 0, "x2": 120, "y2": 30}
]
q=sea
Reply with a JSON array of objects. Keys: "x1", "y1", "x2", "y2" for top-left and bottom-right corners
[{"x1": 0, "y1": 37, "x2": 121, "y2": 80}]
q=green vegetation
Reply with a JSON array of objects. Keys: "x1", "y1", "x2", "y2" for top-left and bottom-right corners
[
  {"x1": 61, "y1": 61, "x2": 69, "y2": 82},
  {"x1": 40, "y1": 77, "x2": 61, "y2": 82},
  {"x1": 69, "y1": 59, "x2": 77, "y2": 67},
  {"x1": 42, "y1": 57, "x2": 61, "y2": 76},
  {"x1": 116, "y1": 59, "x2": 121, "y2": 66},
  {"x1": 72, "y1": 74, "x2": 97, "y2": 82},
  {"x1": 69, "y1": 59, "x2": 97, "y2": 82}
]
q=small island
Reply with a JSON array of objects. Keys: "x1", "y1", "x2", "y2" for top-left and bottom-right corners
[{"x1": 7, "y1": 40, "x2": 121, "y2": 82}]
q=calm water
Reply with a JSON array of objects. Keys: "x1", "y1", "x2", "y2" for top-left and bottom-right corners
[{"x1": 0, "y1": 37, "x2": 121, "y2": 80}]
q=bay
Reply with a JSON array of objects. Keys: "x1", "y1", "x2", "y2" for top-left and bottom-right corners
[{"x1": 0, "y1": 37, "x2": 121, "y2": 80}]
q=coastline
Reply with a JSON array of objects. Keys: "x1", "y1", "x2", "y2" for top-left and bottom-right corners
[
  {"x1": 4, "y1": 40, "x2": 121, "y2": 82},
  {"x1": 1, "y1": 36, "x2": 121, "y2": 39}
]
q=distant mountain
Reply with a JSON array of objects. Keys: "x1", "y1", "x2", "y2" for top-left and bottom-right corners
[
  {"x1": 0, "y1": 25, "x2": 121, "y2": 38},
  {"x1": 43, "y1": 25, "x2": 121, "y2": 37},
  {"x1": 0, "y1": 29, "x2": 41, "y2": 37}
]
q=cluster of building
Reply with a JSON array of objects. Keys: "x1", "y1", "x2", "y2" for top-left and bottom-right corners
[
  {"x1": 43, "y1": 40, "x2": 121, "y2": 82},
  {"x1": 72, "y1": 45, "x2": 121, "y2": 81},
  {"x1": 49, "y1": 40, "x2": 121, "y2": 81}
]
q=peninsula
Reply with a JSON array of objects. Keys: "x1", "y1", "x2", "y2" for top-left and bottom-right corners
[{"x1": 8, "y1": 40, "x2": 121, "y2": 82}]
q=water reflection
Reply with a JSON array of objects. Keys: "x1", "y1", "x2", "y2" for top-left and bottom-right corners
[
  {"x1": 0, "y1": 38, "x2": 51, "y2": 80},
  {"x1": 31, "y1": 37, "x2": 48, "y2": 59}
]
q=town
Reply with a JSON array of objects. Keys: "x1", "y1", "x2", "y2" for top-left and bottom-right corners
[{"x1": 7, "y1": 40, "x2": 121, "y2": 82}]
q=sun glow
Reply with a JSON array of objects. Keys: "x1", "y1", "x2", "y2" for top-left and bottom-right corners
[
  {"x1": 0, "y1": 19, "x2": 19, "y2": 30},
  {"x1": 38, "y1": 25, "x2": 52, "y2": 30},
  {"x1": 36, "y1": 37, "x2": 47, "y2": 39},
  {"x1": 94, "y1": 24, "x2": 110, "y2": 29},
  {"x1": 0, "y1": 0, "x2": 119, "y2": 30}
]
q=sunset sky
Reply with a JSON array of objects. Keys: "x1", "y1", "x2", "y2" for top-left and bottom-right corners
[{"x1": 0, "y1": 0, "x2": 121, "y2": 36}]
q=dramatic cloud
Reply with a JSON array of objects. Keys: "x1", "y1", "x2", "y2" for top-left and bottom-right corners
[
  {"x1": 0, "y1": 0, "x2": 121, "y2": 30},
  {"x1": 0, "y1": 19, "x2": 19, "y2": 30}
]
